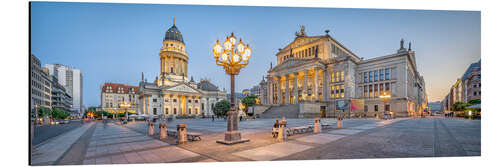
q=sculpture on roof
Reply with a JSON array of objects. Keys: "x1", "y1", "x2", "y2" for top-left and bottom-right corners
[{"x1": 295, "y1": 25, "x2": 306, "y2": 37}]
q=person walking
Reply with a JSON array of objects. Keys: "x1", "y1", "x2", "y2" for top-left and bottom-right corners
[{"x1": 212, "y1": 115, "x2": 215, "y2": 122}]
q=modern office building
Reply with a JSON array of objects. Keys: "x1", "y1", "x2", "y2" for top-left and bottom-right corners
[{"x1": 46, "y1": 64, "x2": 83, "y2": 115}]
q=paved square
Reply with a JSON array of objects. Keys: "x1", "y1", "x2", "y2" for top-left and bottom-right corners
[
  {"x1": 233, "y1": 142, "x2": 313, "y2": 161},
  {"x1": 296, "y1": 134, "x2": 345, "y2": 144},
  {"x1": 328, "y1": 129, "x2": 365, "y2": 135}
]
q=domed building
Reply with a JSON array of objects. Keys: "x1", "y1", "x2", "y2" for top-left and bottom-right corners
[{"x1": 138, "y1": 19, "x2": 226, "y2": 117}]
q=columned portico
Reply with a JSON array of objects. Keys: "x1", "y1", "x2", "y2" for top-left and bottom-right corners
[
  {"x1": 277, "y1": 76, "x2": 282, "y2": 104},
  {"x1": 285, "y1": 74, "x2": 290, "y2": 104},
  {"x1": 314, "y1": 68, "x2": 319, "y2": 101},
  {"x1": 294, "y1": 72, "x2": 299, "y2": 104},
  {"x1": 304, "y1": 69, "x2": 309, "y2": 102}
]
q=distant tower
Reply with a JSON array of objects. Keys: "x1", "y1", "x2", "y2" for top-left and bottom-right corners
[{"x1": 159, "y1": 17, "x2": 188, "y2": 85}]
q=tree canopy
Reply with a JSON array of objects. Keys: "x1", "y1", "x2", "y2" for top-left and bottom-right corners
[{"x1": 213, "y1": 99, "x2": 231, "y2": 117}]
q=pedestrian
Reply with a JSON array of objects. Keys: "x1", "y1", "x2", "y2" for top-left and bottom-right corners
[
  {"x1": 212, "y1": 115, "x2": 215, "y2": 122},
  {"x1": 240, "y1": 115, "x2": 242, "y2": 121}
]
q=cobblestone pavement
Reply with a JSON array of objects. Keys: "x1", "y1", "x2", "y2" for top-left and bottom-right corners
[{"x1": 38, "y1": 117, "x2": 480, "y2": 165}]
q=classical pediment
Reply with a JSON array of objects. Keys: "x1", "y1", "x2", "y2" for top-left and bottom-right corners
[
  {"x1": 269, "y1": 58, "x2": 324, "y2": 73},
  {"x1": 281, "y1": 36, "x2": 323, "y2": 53},
  {"x1": 165, "y1": 83, "x2": 201, "y2": 93}
]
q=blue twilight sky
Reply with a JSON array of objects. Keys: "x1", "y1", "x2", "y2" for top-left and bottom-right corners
[{"x1": 30, "y1": 2, "x2": 480, "y2": 107}]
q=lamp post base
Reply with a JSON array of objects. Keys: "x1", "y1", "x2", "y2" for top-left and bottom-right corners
[{"x1": 216, "y1": 108, "x2": 250, "y2": 145}]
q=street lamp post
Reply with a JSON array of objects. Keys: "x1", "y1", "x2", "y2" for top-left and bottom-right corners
[
  {"x1": 120, "y1": 102, "x2": 131, "y2": 123},
  {"x1": 379, "y1": 91, "x2": 391, "y2": 119},
  {"x1": 213, "y1": 32, "x2": 251, "y2": 145}
]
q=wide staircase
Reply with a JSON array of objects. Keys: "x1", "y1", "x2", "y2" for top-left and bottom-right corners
[{"x1": 261, "y1": 104, "x2": 300, "y2": 118}]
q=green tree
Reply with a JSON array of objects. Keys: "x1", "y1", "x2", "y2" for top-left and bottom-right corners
[
  {"x1": 51, "y1": 108, "x2": 69, "y2": 120},
  {"x1": 451, "y1": 102, "x2": 469, "y2": 111},
  {"x1": 37, "y1": 107, "x2": 52, "y2": 118},
  {"x1": 241, "y1": 94, "x2": 258, "y2": 115},
  {"x1": 468, "y1": 99, "x2": 481, "y2": 105},
  {"x1": 213, "y1": 99, "x2": 231, "y2": 117}
]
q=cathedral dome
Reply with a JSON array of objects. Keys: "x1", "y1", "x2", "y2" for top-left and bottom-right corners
[{"x1": 163, "y1": 23, "x2": 184, "y2": 43}]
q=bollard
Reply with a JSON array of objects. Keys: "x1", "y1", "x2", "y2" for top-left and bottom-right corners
[
  {"x1": 177, "y1": 124, "x2": 187, "y2": 144},
  {"x1": 277, "y1": 120, "x2": 288, "y2": 142},
  {"x1": 159, "y1": 123, "x2": 167, "y2": 139},
  {"x1": 337, "y1": 117, "x2": 343, "y2": 129},
  {"x1": 314, "y1": 118, "x2": 322, "y2": 133},
  {"x1": 148, "y1": 122, "x2": 155, "y2": 136}
]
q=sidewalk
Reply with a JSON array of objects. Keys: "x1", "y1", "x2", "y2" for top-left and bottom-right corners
[{"x1": 31, "y1": 122, "x2": 95, "y2": 165}]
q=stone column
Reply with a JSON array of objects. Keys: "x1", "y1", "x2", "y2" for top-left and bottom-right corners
[
  {"x1": 277, "y1": 120, "x2": 288, "y2": 142},
  {"x1": 285, "y1": 74, "x2": 290, "y2": 105},
  {"x1": 185, "y1": 96, "x2": 189, "y2": 115},
  {"x1": 177, "y1": 124, "x2": 187, "y2": 144},
  {"x1": 277, "y1": 76, "x2": 282, "y2": 104},
  {"x1": 314, "y1": 118, "x2": 322, "y2": 133},
  {"x1": 323, "y1": 70, "x2": 328, "y2": 101},
  {"x1": 159, "y1": 123, "x2": 167, "y2": 139},
  {"x1": 148, "y1": 122, "x2": 155, "y2": 136},
  {"x1": 304, "y1": 69, "x2": 309, "y2": 101},
  {"x1": 314, "y1": 68, "x2": 319, "y2": 101},
  {"x1": 294, "y1": 72, "x2": 299, "y2": 104},
  {"x1": 146, "y1": 96, "x2": 150, "y2": 115},
  {"x1": 178, "y1": 95, "x2": 181, "y2": 116}
]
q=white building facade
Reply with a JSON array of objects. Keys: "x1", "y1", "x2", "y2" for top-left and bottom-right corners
[
  {"x1": 46, "y1": 64, "x2": 83, "y2": 115},
  {"x1": 260, "y1": 27, "x2": 427, "y2": 118}
]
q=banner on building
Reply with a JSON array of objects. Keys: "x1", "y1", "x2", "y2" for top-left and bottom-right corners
[
  {"x1": 336, "y1": 100, "x2": 350, "y2": 110},
  {"x1": 350, "y1": 99, "x2": 364, "y2": 112}
]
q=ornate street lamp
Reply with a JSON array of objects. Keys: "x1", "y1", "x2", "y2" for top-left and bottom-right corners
[
  {"x1": 213, "y1": 32, "x2": 251, "y2": 145},
  {"x1": 120, "y1": 101, "x2": 131, "y2": 123},
  {"x1": 379, "y1": 91, "x2": 392, "y2": 119}
]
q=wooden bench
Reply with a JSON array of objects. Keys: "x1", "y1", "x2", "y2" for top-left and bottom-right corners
[{"x1": 165, "y1": 130, "x2": 202, "y2": 141}]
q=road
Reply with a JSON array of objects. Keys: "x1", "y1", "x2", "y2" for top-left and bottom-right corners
[{"x1": 33, "y1": 120, "x2": 87, "y2": 146}]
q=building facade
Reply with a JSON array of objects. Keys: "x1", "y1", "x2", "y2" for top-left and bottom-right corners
[
  {"x1": 46, "y1": 64, "x2": 83, "y2": 115},
  {"x1": 441, "y1": 59, "x2": 481, "y2": 113},
  {"x1": 31, "y1": 55, "x2": 52, "y2": 109},
  {"x1": 138, "y1": 20, "x2": 226, "y2": 117},
  {"x1": 101, "y1": 83, "x2": 139, "y2": 115},
  {"x1": 461, "y1": 60, "x2": 481, "y2": 102},
  {"x1": 260, "y1": 26, "x2": 427, "y2": 118},
  {"x1": 51, "y1": 75, "x2": 72, "y2": 111}
]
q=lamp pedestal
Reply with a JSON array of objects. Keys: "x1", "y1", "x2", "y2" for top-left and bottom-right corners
[{"x1": 217, "y1": 108, "x2": 249, "y2": 145}]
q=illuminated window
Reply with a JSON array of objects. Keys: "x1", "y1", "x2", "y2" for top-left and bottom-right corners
[
  {"x1": 341, "y1": 85, "x2": 344, "y2": 98},
  {"x1": 331, "y1": 72, "x2": 335, "y2": 82},
  {"x1": 335, "y1": 72, "x2": 339, "y2": 82},
  {"x1": 330, "y1": 85, "x2": 335, "y2": 98},
  {"x1": 369, "y1": 85, "x2": 373, "y2": 97},
  {"x1": 340, "y1": 71, "x2": 344, "y2": 81},
  {"x1": 374, "y1": 84, "x2": 378, "y2": 97},
  {"x1": 189, "y1": 108, "x2": 192, "y2": 115},
  {"x1": 335, "y1": 85, "x2": 340, "y2": 98},
  {"x1": 385, "y1": 83, "x2": 390, "y2": 94}
]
